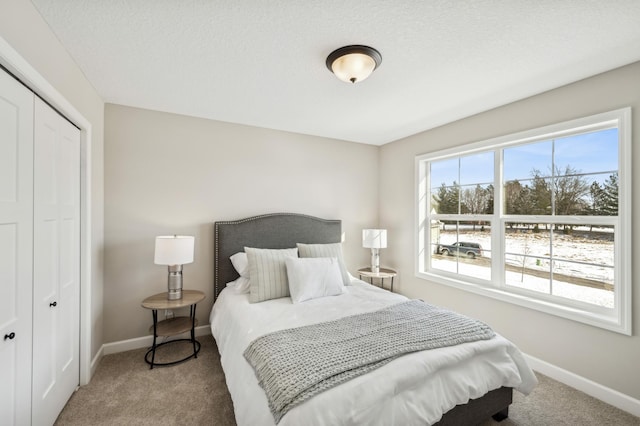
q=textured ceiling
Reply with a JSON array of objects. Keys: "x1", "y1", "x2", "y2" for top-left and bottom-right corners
[{"x1": 31, "y1": 1, "x2": 640, "y2": 145}]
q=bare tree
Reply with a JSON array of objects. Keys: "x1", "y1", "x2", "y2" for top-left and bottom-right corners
[
  {"x1": 461, "y1": 185, "x2": 490, "y2": 230},
  {"x1": 519, "y1": 237, "x2": 532, "y2": 283},
  {"x1": 553, "y1": 165, "x2": 589, "y2": 216}
]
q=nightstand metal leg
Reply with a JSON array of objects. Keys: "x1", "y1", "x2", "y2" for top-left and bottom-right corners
[
  {"x1": 191, "y1": 304, "x2": 198, "y2": 358},
  {"x1": 150, "y1": 309, "x2": 158, "y2": 369}
]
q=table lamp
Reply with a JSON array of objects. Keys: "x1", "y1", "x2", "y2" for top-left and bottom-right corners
[
  {"x1": 362, "y1": 229, "x2": 387, "y2": 274},
  {"x1": 154, "y1": 235, "x2": 195, "y2": 300}
]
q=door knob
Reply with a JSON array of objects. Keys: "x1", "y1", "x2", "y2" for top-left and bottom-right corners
[
  {"x1": 50, "y1": 301, "x2": 57, "y2": 307},
  {"x1": 4, "y1": 332, "x2": 15, "y2": 340}
]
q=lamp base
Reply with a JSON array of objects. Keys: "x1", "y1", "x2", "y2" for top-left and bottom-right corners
[
  {"x1": 167, "y1": 288, "x2": 182, "y2": 300},
  {"x1": 167, "y1": 265, "x2": 183, "y2": 300},
  {"x1": 370, "y1": 248, "x2": 380, "y2": 274}
]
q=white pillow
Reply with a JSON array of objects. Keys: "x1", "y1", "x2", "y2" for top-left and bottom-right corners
[
  {"x1": 230, "y1": 252, "x2": 249, "y2": 277},
  {"x1": 285, "y1": 257, "x2": 345, "y2": 304},
  {"x1": 245, "y1": 247, "x2": 298, "y2": 303},
  {"x1": 225, "y1": 276, "x2": 250, "y2": 294},
  {"x1": 296, "y1": 243, "x2": 350, "y2": 286}
]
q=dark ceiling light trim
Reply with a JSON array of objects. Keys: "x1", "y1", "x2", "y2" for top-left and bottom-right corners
[{"x1": 326, "y1": 45, "x2": 382, "y2": 84}]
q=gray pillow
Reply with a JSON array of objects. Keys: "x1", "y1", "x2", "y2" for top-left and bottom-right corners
[
  {"x1": 245, "y1": 247, "x2": 298, "y2": 303},
  {"x1": 296, "y1": 242, "x2": 350, "y2": 286}
]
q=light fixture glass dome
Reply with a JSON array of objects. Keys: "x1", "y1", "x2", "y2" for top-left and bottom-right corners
[{"x1": 326, "y1": 45, "x2": 382, "y2": 84}]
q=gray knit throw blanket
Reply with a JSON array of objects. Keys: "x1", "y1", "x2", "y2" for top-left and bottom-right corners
[{"x1": 243, "y1": 299, "x2": 495, "y2": 423}]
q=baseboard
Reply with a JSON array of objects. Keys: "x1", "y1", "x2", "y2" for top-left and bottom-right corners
[
  {"x1": 102, "y1": 325, "x2": 212, "y2": 356},
  {"x1": 525, "y1": 354, "x2": 640, "y2": 418},
  {"x1": 90, "y1": 344, "x2": 104, "y2": 378}
]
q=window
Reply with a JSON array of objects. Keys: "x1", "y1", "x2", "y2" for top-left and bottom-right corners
[{"x1": 416, "y1": 109, "x2": 631, "y2": 334}]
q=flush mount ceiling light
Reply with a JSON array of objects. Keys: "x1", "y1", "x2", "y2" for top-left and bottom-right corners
[{"x1": 326, "y1": 45, "x2": 382, "y2": 84}]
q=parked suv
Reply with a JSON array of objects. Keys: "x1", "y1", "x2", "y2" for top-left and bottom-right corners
[{"x1": 437, "y1": 242, "x2": 483, "y2": 259}]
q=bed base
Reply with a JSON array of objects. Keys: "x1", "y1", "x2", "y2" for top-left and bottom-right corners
[
  {"x1": 435, "y1": 386, "x2": 512, "y2": 425},
  {"x1": 213, "y1": 213, "x2": 514, "y2": 425}
]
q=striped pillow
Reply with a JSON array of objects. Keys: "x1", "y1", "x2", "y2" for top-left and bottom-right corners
[
  {"x1": 245, "y1": 247, "x2": 298, "y2": 303},
  {"x1": 296, "y1": 243, "x2": 350, "y2": 286}
]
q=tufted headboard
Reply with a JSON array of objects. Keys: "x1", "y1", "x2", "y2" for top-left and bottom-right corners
[{"x1": 213, "y1": 213, "x2": 342, "y2": 299}]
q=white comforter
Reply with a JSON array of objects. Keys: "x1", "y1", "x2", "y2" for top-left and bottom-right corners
[{"x1": 210, "y1": 280, "x2": 537, "y2": 426}]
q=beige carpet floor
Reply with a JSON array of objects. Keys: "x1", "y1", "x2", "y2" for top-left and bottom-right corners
[{"x1": 55, "y1": 335, "x2": 640, "y2": 425}]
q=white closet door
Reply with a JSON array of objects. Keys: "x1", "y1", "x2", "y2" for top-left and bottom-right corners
[
  {"x1": 32, "y1": 97, "x2": 80, "y2": 426},
  {"x1": 0, "y1": 68, "x2": 34, "y2": 425}
]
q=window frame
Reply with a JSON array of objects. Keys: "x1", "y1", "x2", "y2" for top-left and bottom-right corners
[{"x1": 415, "y1": 108, "x2": 632, "y2": 335}]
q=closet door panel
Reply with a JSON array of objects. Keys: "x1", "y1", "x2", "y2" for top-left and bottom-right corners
[
  {"x1": 32, "y1": 111, "x2": 59, "y2": 407},
  {"x1": 57, "y1": 112, "x2": 80, "y2": 380},
  {"x1": 0, "y1": 69, "x2": 34, "y2": 426},
  {"x1": 32, "y1": 219, "x2": 58, "y2": 399},
  {"x1": 32, "y1": 97, "x2": 80, "y2": 426}
]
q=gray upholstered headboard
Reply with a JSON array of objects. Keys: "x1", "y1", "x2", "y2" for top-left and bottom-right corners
[{"x1": 213, "y1": 213, "x2": 342, "y2": 299}]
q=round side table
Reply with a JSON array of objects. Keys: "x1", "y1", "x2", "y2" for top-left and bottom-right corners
[
  {"x1": 141, "y1": 289, "x2": 205, "y2": 369},
  {"x1": 357, "y1": 267, "x2": 397, "y2": 292}
]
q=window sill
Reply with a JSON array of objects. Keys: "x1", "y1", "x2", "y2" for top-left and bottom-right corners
[{"x1": 416, "y1": 271, "x2": 630, "y2": 335}]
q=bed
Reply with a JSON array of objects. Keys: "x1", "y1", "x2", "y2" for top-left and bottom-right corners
[{"x1": 210, "y1": 213, "x2": 537, "y2": 426}]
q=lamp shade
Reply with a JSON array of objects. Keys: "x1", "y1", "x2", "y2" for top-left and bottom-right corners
[
  {"x1": 154, "y1": 235, "x2": 195, "y2": 265},
  {"x1": 362, "y1": 229, "x2": 387, "y2": 249},
  {"x1": 326, "y1": 45, "x2": 382, "y2": 84}
]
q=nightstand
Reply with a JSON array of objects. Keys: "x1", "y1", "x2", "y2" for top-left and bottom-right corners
[
  {"x1": 141, "y1": 289, "x2": 205, "y2": 369},
  {"x1": 357, "y1": 267, "x2": 397, "y2": 292}
]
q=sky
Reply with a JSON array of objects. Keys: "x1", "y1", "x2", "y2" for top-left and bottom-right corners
[{"x1": 430, "y1": 128, "x2": 618, "y2": 190}]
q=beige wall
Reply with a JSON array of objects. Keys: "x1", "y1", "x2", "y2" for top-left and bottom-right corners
[
  {"x1": 0, "y1": 1, "x2": 105, "y2": 360},
  {"x1": 379, "y1": 61, "x2": 640, "y2": 399},
  {"x1": 104, "y1": 104, "x2": 378, "y2": 343}
]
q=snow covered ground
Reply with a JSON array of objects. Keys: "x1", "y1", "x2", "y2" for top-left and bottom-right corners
[{"x1": 433, "y1": 226, "x2": 614, "y2": 308}]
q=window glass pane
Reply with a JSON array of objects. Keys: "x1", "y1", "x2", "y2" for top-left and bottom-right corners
[
  {"x1": 432, "y1": 221, "x2": 491, "y2": 279},
  {"x1": 552, "y1": 166, "x2": 589, "y2": 215},
  {"x1": 551, "y1": 224, "x2": 614, "y2": 270},
  {"x1": 504, "y1": 140, "x2": 552, "y2": 182},
  {"x1": 505, "y1": 257, "x2": 551, "y2": 294},
  {"x1": 431, "y1": 158, "x2": 458, "y2": 188},
  {"x1": 554, "y1": 129, "x2": 618, "y2": 176},
  {"x1": 432, "y1": 221, "x2": 460, "y2": 274},
  {"x1": 504, "y1": 180, "x2": 532, "y2": 215},
  {"x1": 505, "y1": 222, "x2": 551, "y2": 293},
  {"x1": 460, "y1": 184, "x2": 494, "y2": 215},
  {"x1": 505, "y1": 223, "x2": 551, "y2": 257},
  {"x1": 437, "y1": 221, "x2": 459, "y2": 244},
  {"x1": 583, "y1": 173, "x2": 619, "y2": 216},
  {"x1": 457, "y1": 255, "x2": 491, "y2": 280},
  {"x1": 460, "y1": 152, "x2": 493, "y2": 185},
  {"x1": 431, "y1": 183, "x2": 460, "y2": 214},
  {"x1": 428, "y1": 219, "x2": 443, "y2": 262},
  {"x1": 505, "y1": 258, "x2": 550, "y2": 294},
  {"x1": 504, "y1": 176, "x2": 552, "y2": 215},
  {"x1": 551, "y1": 260, "x2": 614, "y2": 308}
]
